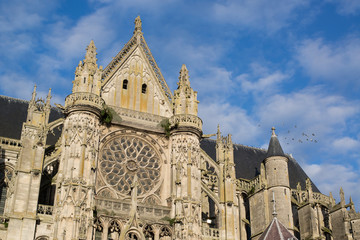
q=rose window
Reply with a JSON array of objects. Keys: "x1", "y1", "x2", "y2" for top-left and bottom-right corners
[{"x1": 99, "y1": 136, "x2": 161, "y2": 196}]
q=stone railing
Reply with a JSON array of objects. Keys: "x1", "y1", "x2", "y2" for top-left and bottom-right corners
[
  {"x1": 170, "y1": 114, "x2": 202, "y2": 130},
  {"x1": 291, "y1": 189, "x2": 331, "y2": 206},
  {"x1": 312, "y1": 192, "x2": 331, "y2": 204},
  {"x1": 37, "y1": 204, "x2": 53, "y2": 215},
  {"x1": 110, "y1": 105, "x2": 165, "y2": 124},
  {"x1": 102, "y1": 36, "x2": 137, "y2": 81},
  {"x1": 65, "y1": 92, "x2": 104, "y2": 109},
  {"x1": 236, "y1": 178, "x2": 252, "y2": 192},
  {"x1": 202, "y1": 173, "x2": 218, "y2": 188},
  {"x1": 250, "y1": 176, "x2": 260, "y2": 188},
  {"x1": 0, "y1": 137, "x2": 21, "y2": 148},
  {"x1": 202, "y1": 226, "x2": 220, "y2": 239},
  {"x1": 95, "y1": 198, "x2": 171, "y2": 220}
]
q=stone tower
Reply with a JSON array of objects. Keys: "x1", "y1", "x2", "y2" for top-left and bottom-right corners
[
  {"x1": 216, "y1": 126, "x2": 240, "y2": 240},
  {"x1": 7, "y1": 86, "x2": 52, "y2": 240},
  {"x1": 52, "y1": 41, "x2": 104, "y2": 239},
  {"x1": 264, "y1": 127, "x2": 293, "y2": 232},
  {"x1": 170, "y1": 64, "x2": 203, "y2": 239}
]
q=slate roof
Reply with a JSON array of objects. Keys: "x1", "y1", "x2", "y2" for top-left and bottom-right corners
[
  {"x1": 266, "y1": 130, "x2": 286, "y2": 158},
  {"x1": 258, "y1": 217, "x2": 298, "y2": 240},
  {"x1": 200, "y1": 139, "x2": 320, "y2": 192},
  {"x1": 0, "y1": 95, "x2": 64, "y2": 146}
]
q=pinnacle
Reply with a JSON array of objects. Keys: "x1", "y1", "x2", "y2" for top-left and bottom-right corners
[
  {"x1": 181, "y1": 64, "x2": 188, "y2": 72},
  {"x1": 178, "y1": 64, "x2": 190, "y2": 86},
  {"x1": 84, "y1": 40, "x2": 97, "y2": 65}
]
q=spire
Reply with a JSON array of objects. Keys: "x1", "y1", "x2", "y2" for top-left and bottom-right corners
[
  {"x1": 349, "y1": 196, "x2": 356, "y2": 211},
  {"x1": 217, "y1": 124, "x2": 221, "y2": 140},
  {"x1": 84, "y1": 40, "x2": 97, "y2": 66},
  {"x1": 340, "y1": 187, "x2": 345, "y2": 206},
  {"x1": 134, "y1": 16, "x2": 142, "y2": 34},
  {"x1": 178, "y1": 64, "x2": 190, "y2": 88},
  {"x1": 172, "y1": 64, "x2": 199, "y2": 116},
  {"x1": 31, "y1": 84, "x2": 37, "y2": 103},
  {"x1": 266, "y1": 127, "x2": 285, "y2": 158},
  {"x1": 45, "y1": 88, "x2": 51, "y2": 108}
]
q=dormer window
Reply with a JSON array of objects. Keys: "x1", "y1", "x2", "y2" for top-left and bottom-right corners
[
  {"x1": 123, "y1": 79, "x2": 128, "y2": 89},
  {"x1": 142, "y1": 84, "x2": 147, "y2": 94}
]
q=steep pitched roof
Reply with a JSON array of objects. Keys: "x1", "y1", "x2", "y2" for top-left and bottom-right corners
[
  {"x1": 101, "y1": 16, "x2": 172, "y2": 104},
  {"x1": 200, "y1": 138, "x2": 320, "y2": 192},
  {"x1": 258, "y1": 217, "x2": 298, "y2": 240},
  {"x1": 266, "y1": 127, "x2": 286, "y2": 158},
  {"x1": 0, "y1": 95, "x2": 63, "y2": 145}
]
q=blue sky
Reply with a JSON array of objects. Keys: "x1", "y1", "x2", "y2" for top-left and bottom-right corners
[{"x1": 1, "y1": 0, "x2": 360, "y2": 209}]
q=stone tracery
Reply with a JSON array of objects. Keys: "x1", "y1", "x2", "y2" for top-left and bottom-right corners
[{"x1": 99, "y1": 135, "x2": 162, "y2": 197}]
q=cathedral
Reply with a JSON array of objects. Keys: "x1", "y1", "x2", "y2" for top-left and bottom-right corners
[{"x1": 0, "y1": 16, "x2": 359, "y2": 240}]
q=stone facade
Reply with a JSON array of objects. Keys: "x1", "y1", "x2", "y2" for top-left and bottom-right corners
[{"x1": 0, "y1": 16, "x2": 359, "y2": 240}]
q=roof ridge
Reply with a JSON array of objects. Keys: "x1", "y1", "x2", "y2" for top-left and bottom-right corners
[
  {"x1": 0, "y1": 95, "x2": 29, "y2": 103},
  {"x1": 202, "y1": 138, "x2": 267, "y2": 152},
  {"x1": 0, "y1": 95, "x2": 63, "y2": 113}
]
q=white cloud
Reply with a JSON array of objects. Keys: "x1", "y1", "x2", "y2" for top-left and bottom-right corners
[
  {"x1": 326, "y1": 0, "x2": 360, "y2": 15},
  {"x1": 44, "y1": 7, "x2": 117, "y2": 62},
  {"x1": 213, "y1": 0, "x2": 308, "y2": 32},
  {"x1": 0, "y1": 73, "x2": 35, "y2": 100},
  {"x1": 258, "y1": 87, "x2": 359, "y2": 134},
  {"x1": 304, "y1": 163, "x2": 360, "y2": 208},
  {"x1": 332, "y1": 137, "x2": 360, "y2": 152},
  {"x1": 198, "y1": 101, "x2": 259, "y2": 143},
  {"x1": 252, "y1": 86, "x2": 360, "y2": 163},
  {"x1": 237, "y1": 63, "x2": 289, "y2": 94},
  {"x1": 296, "y1": 37, "x2": 360, "y2": 88}
]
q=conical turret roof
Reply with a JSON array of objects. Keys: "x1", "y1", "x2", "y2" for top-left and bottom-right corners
[{"x1": 266, "y1": 127, "x2": 286, "y2": 158}]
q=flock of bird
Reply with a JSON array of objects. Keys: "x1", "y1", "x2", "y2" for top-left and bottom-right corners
[{"x1": 258, "y1": 124, "x2": 319, "y2": 145}]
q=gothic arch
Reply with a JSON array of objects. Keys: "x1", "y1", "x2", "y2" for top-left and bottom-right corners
[
  {"x1": 159, "y1": 226, "x2": 172, "y2": 239},
  {"x1": 0, "y1": 164, "x2": 14, "y2": 215},
  {"x1": 38, "y1": 160, "x2": 59, "y2": 206}
]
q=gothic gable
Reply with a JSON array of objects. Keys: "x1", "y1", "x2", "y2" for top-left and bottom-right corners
[{"x1": 101, "y1": 20, "x2": 172, "y2": 118}]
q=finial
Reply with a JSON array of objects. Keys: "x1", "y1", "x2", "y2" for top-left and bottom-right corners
[
  {"x1": 46, "y1": 88, "x2": 52, "y2": 105},
  {"x1": 272, "y1": 191, "x2": 277, "y2": 218},
  {"x1": 217, "y1": 124, "x2": 221, "y2": 138},
  {"x1": 134, "y1": 16, "x2": 142, "y2": 33},
  {"x1": 297, "y1": 182, "x2": 301, "y2": 192},
  {"x1": 271, "y1": 127, "x2": 276, "y2": 136},
  {"x1": 31, "y1": 84, "x2": 37, "y2": 101},
  {"x1": 340, "y1": 187, "x2": 345, "y2": 203}
]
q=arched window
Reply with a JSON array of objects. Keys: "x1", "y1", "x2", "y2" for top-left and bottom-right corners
[
  {"x1": 38, "y1": 161, "x2": 59, "y2": 206},
  {"x1": 123, "y1": 80, "x2": 128, "y2": 90},
  {"x1": 0, "y1": 165, "x2": 13, "y2": 215},
  {"x1": 126, "y1": 231, "x2": 139, "y2": 240},
  {"x1": 141, "y1": 84, "x2": 147, "y2": 94},
  {"x1": 143, "y1": 225, "x2": 154, "y2": 240},
  {"x1": 108, "y1": 220, "x2": 121, "y2": 240},
  {"x1": 93, "y1": 218, "x2": 103, "y2": 240}
]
